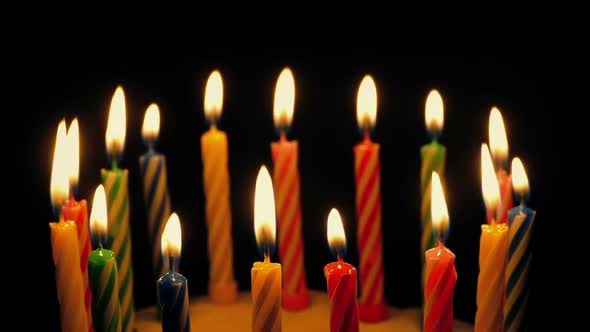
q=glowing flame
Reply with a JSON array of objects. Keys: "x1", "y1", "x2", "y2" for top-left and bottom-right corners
[
  {"x1": 254, "y1": 165, "x2": 276, "y2": 246},
  {"x1": 142, "y1": 103, "x2": 160, "y2": 143},
  {"x1": 50, "y1": 120, "x2": 69, "y2": 210},
  {"x1": 356, "y1": 75, "x2": 377, "y2": 130},
  {"x1": 66, "y1": 118, "x2": 79, "y2": 188},
  {"x1": 481, "y1": 144, "x2": 500, "y2": 212},
  {"x1": 431, "y1": 171, "x2": 449, "y2": 233},
  {"x1": 106, "y1": 86, "x2": 126, "y2": 157},
  {"x1": 162, "y1": 213, "x2": 182, "y2": 258},
  {"x1": 273, "y1": 67, "x2": 295, "y2": 129},
  {"x1": 511, "y1": 157, "x2": 529, "y2": 195},
  {"x1": 89, "y1": 185, "x2": 108, "y2": 238},
  {"x1": 425, "y1": 89, "x2": 444, "y2": 134},
  {"x1": 204, "y1": 70, "x2": 224, "y2": 121},
  {"x1": 489, "y1": 107, "x2": 508, "y2": 164},
  {"x1": 327, "y1": 208, "x2": 346, "y2": 250}
]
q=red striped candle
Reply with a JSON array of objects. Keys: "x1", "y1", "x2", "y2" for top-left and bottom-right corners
[
  {"x1": 487, "y1": 107, "x2": 513, "y2": 223},
  {"x1": 354, "y1": 75, "x2": 388, "y2": 322}
]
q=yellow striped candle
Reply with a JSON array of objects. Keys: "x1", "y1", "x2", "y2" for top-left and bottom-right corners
[
  {"x1": 201, "y1": 70, "x2": 237, "y2": 304},
  {"x1": 49, "y1": 120, "x2": 88, "y2": 332},
  {"x1": 102, "y1": 87, "x2": 135, "y2": 332},
  {"x1": 475, "y1": 144, "x2": 509, "y2": 332}
]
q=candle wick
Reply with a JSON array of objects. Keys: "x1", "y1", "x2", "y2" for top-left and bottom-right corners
[
  {"x1": 111, "y1": 158, "x2": 119, "y2": 171},
  {"x1": 280, "y1": 130, "x2": 287, "y2": 142},
  {"x1": 169, "y1": 255, "x2": 175, "y2": 273},
  {"x1": 264, "y1": 249, "x2": 270, "y2": 263}
]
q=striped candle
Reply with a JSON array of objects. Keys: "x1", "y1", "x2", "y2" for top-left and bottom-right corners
[
  {"x1": 424, "y1": 244, "x2": 457, "y2": 332},
  {"x1": 488, "y1": 107, "x2": 513, "y2": 223},
  {"x1": 88, "y1": 248, "x2": 122, "y2": 332},
  {"x1": 102, "y1": 168, "x2": 135, "y2": 332}
]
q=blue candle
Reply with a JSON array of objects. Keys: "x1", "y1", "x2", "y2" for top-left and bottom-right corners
[{"x1": 158, "y1": 213, "x2": 190, "y2": 332}]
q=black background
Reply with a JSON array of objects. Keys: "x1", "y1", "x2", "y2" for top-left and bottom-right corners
[{"x1": 25, "y1": 40, "x2": 560, "y2": 330}]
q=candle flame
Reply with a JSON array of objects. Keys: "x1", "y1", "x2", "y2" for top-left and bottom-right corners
[
  {"x1": 273, "y1": 67, "x2": 295, "y2": 129},
  {"x1": 431, "y1": 171, "x2": 449, "y2": 234},
  {"x1": 425, "y1": 89, "x2": 444, "y2": 134},
  {"x1": 89, "y1": 185, "x2": 108, "y2": 238},
  {"x1": 50, "y1": 119, "x2": 69, "y2": 210},
  {"x1": 254, "y1": 165, "x2": 276, "y2": 247},
  {"x1": 511, "y1": 157, "x2": 529, "y2": 195},
  {"x1": 66, "y1": 118, "x2": 80, "y2": 188},
  {"x1": 489, "y1": 107, "x2": 508, "y2": 165},
  {"x1": 481, "y1": 143, "x2": 501, "y2": 212},
  {"x1": 142, "y1": 103, "x2": 160, "y2": 143},
  {"x1": 162, "y1": 213, "x2": 182, "y2": 258},
  {"x1": 327, "y1": 208, "x2": 346, "y2": 250},
  {"x1": 106, "y1": 86, "x2": 126, "y2": 158},
  {"x1": 356, "y1": 75, "x2": 377, "y2": 130},
  {"x1": 204, "y1": 70, "x2": 224, "y2": 121}
]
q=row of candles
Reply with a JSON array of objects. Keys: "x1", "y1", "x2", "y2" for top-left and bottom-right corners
[{"x1": 48, "y1": 67, "x2": 535, "y2": 332}]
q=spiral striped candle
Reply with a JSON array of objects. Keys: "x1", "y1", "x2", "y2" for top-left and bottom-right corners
[
  {"x1": 485, "y1": 170, "x2": 513, "y2": 223},
  {"x1": 324, "y1": 259, "x2": 360, "y2": 332},
  {"x1": 424, "y1": 244, "x2": 457, "y2": 332},
  {"x1": 101, "y1": 169, "x2": 135, "y2": 332},
  {"x1": 50, "y1": 220, "x2": 89, "y2": 332},
  {"x1": 271, "y1": 136, "x2": 309, "y2": 310},
  {"x1": 140, "y1": 153, "x2": 171, "y2": 279},
  {"x1": 251, "y1": 257, "x2": 282, "y2": 332},
  {"x1": 88, "y1": 247, "x2": 122, "y2": 332},
  {"x1": 201, "y1": 126, "x2": 237, "y2": 303},
  {"x1": 505, "y1": 206, "x2": 535, "y2": 332},
  {"x1": 158, "y1": 269, "x2": 190, "y2": 332},
  {"x1": 474, "y1": 223, "x2": 508, "y2": 332},
  {"x1": 354, "y1": 136, "x2": 388, "y2": 322},
  {"x1": 63, "y1": 198, "x2": 94, "y2": 332}
]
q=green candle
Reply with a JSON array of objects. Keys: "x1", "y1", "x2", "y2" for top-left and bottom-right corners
[{"x1": 88, "y1": 185, "x2": 122, "y2": 332}]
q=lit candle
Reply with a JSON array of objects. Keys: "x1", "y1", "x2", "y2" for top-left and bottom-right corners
[
  {"x1": 88, "y1": 185, "x2": 122, "y2": 332},
  {"x1": 324, "y1": 208, "x2": 360, "y2": 332},
  {"x1": 420, "y1": 89, "x2": 447, "y2": 292},
  {"x1": 101, "y1": 86, "x2": 135, "y2": 332},
  {"x1": 423, "y1": 172, "x2": 457, "y2": 332},
  {"x1": 504, "y1": 158, "x2": 536, "y2": 332},
  {"x1": 474, "y1": 144, "x2": 509, "y2": 332},
  {"x1": 158, "y1": 213, "x2": 191, "y2": 332},
  {"x1": 140, "y1": 103, "x2": 171, "y2": 282},
  {"x1": 488, "y1": 107, "x2": 513, "y2": 223},
  {"x1": 201, "y1": 70, "x2": 238, "y2": 304},
  {"x1": 61, "y1": 118, "x2": 94, "y2": 332},
  {"x1": 271, "y1": 67, "x2": 310, "y2": 310},
  {"x1": 251, "y1": 166, "x2": 282, "y2": 332},
  {"x1": 49, "y1": 120, "x2": 88, "y2": 332},
  {"x1": 353, "y1": 75, "x2": 389, "y2": 322}
]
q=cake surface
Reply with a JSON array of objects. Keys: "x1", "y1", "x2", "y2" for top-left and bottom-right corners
[{"x1": 136, "y1": 291, "x2": 473, "y2": 331}]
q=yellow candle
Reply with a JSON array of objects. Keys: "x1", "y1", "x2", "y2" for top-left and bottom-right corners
[
  {"x1": 201, "y1": 70, "x2": 237, "y2": 304},
  {"x1": 49, "y1": 120, "x2": 88, "y2": 332},
  {"x1": 475, "y1": 144, "x2": 509, "y2": 332},
  {"x1": 251, "y1": 166, "x2": 282, "y2": 332}
]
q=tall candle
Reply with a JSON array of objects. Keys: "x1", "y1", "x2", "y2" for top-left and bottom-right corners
[
  {"x1": 353, "y1": 75, "x2": 389, "y2": 322},
  {"x1": 324, "y1": 208, "x2": 360, "y2": 332},
  {"x1": 201, "y1": 70, "x2": 238, "y2": 304},
  {"x1": 271, "y1": 67, "x2": 309, "y2": 310},
  {"x1": 475, "y1": 144, "x2": 509, "y2": 332},
  {"x1": 420, "y1": 90, "x2": 447, "y2": 290},
  {"x1": 88, "y1": 185, "x2": 122, "y2": 332},
  {"x1": 504, "y1": 158, "x2": 536, "y2": 332},
  {"x1": 61, "y1": 118, "x2": 94, "y2": 332},
  {"x1": 251, "y1": 166, "x2": 282, "y2": 332},
  {"x1": 140, "y1": 104, "x2": 171, "y2": 281},
  {"x1": 158, "y1": 213, "x2": 191, "y2": 332},
  {"x1": 488, "y1": 107, "x2": 513, "y2": 223},
  {"x1": 423, "y1": 172, "x2": 457, "y2": 332},
  {"x1": 102, "y1": 87, "x2": 135, "y2": 332},
  {"x1": 49, "y1": 120, "x2": 88, "y2": 332}
]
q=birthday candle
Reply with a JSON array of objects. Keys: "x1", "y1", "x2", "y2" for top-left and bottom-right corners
[
  {"x1": 504, "y1": 158, "x2": 536, "y2": 332},
  {"x1": 488, "y1": 107, "x2": 513, "y2": 223}
]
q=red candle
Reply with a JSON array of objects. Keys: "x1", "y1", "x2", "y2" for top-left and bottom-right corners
[
  {"x1": 487, "y1": 107, "x2": 513, "y2": 223},
  {"x1": 424, "y1": 172, "x2": 457, "y2": 332},
  {"x1": 271, "y1": 67, "x2": 310, "y2": 311},
  {"x1": 61, "y1": 118, "x2": 94, "y2": 332},
  {"x1": 353, "y1": 75, "x2": 388, "y2": 322},
  {"x1": 324, "y1": 208, "x2": 359, "y2": 332}
]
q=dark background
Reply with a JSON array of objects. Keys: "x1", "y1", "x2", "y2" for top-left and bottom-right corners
[{"x1": 25, "y1": 40, "x2": 560, "y2": 330}]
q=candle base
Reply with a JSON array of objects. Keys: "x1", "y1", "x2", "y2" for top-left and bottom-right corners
[
  {"x1": 209, "y1": 280, "x2": 238, "y2": 305},
  {"x1": 282, "y1": 290, "x2": 311, "y2": 311},
  {"x1": 359, "y1": 302, "x2": 390, "y2": 323}
]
